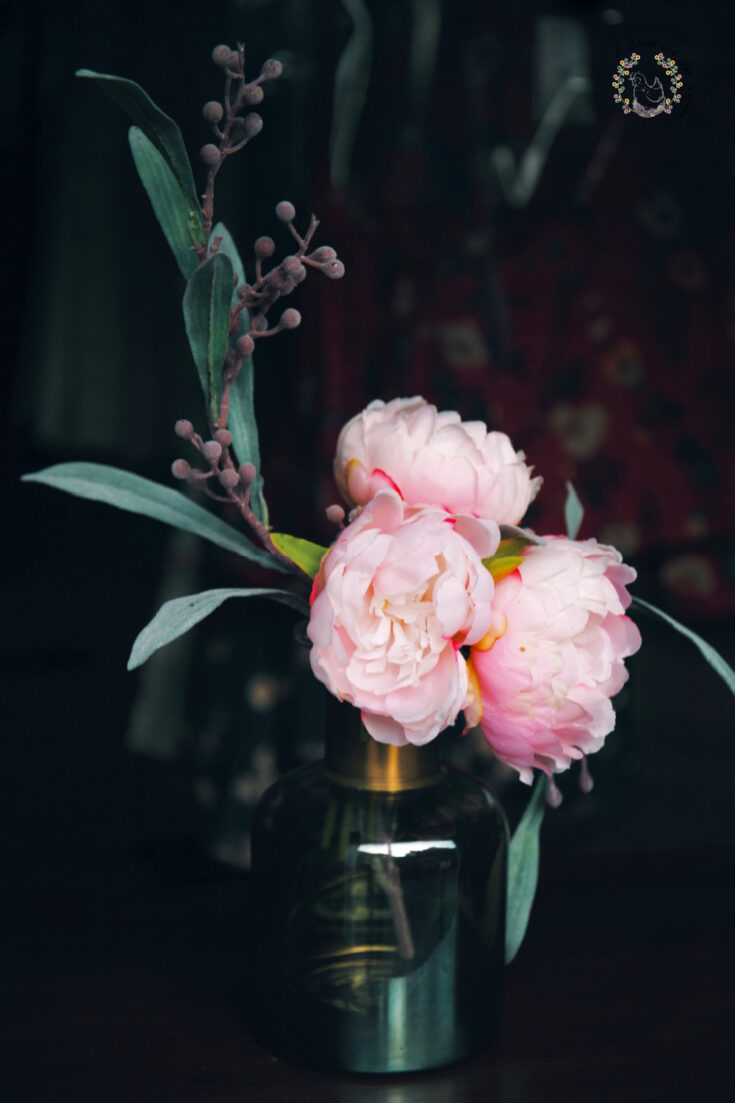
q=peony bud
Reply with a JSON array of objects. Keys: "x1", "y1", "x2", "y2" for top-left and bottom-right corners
[
  {"x1": 174, "y1": 419, "x2": 194, "y2": 438},
  {"x1": 244, "y1": 113, "x2": 263, "y2": 137},
  {"x1": 236, "y1": 333, "x2": 255, "y2": 358},
  {"x1": 275, "y1": 200, "x2": 296, "y2": 223},
  {"x1": 254, "y1": 236, "x2": 275, "y2": 258},
  {"x1": 214, "y1": 428, "x2": 233, "y2": 447},
  {"x1": 239, "y1": 462, "x2": 257, "y2": 484},
  {"x1": 171, "y1": 459, "x2": 191, "y2": 480},
  {"x1": 203, "y1": 100, "x2": 224, "y2": 124},
  {"x1": 280, "y1": 308, "x2": 301, "y2": 330},
  {"x1": 323, "y1": 259, "x2": 345, "y2": 279},
  {"x1": 261, "y1": 58, "x2": 283, "y2": 79},
  {"x1": 203, "y1": 440, "x2": 223, "y2": 463},
  {"x1": 200, "y1": 144, "x2": 221, "y2": 167},
  {"x1": 219, "y1": 468, "x2": 240, "y2": 489}
]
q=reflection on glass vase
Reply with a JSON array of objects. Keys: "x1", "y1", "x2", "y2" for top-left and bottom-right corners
[{"x1": 249, "y1": 697, "x2": 508, "y2": 1073}]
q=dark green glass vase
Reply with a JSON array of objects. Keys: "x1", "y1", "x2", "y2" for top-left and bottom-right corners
[{"x1": 249, "y1": 699, "x2": 508, "y2": 1073}]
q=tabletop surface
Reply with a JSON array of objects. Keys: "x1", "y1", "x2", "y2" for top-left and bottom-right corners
[{"x1": 4, "y1": 847, "x2": 733, "y2": 1103}]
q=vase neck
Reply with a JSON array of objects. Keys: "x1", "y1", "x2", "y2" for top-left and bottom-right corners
[{"x1": 323, "y1": 698, "x2": 442, "y2": 792}]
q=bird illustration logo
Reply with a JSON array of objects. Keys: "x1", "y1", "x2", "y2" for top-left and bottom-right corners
[{"x1": 612, "y1": 52, "x2": 683, "y2": 117}]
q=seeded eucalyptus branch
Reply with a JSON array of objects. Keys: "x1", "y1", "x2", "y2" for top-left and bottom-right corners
[
  {"x1": 168, "y1": 43, "x2": 345, "y2": 573},
  {"x1": 25, "y1": 40, "x2": 345, "y2": 586},
  {"x1": 24, "y1": 38, "x2": 346, "y2": 654}
]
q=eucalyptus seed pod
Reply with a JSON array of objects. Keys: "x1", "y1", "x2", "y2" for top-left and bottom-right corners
[
  {"x1": 212, "y1": 45, "x2": 236, "y2": 69},
  {"x1": 219, "y1": 468, "x2": 240, "y2": 489},
  {"x1": 171, "y1": 459, "x2": 191, "y2": 479},
  {"x1": 261, "y1": 59, "x2": 283, "y2": 79},
  {"x1": 244, "y1": 84, "x2": 265, "y2": 105},
  {"x1": 203, "y1": 440, "x2": 223, "y2": 463},
  {"x1": 308, "y1": 246, "x2": 337, "y2": 263},
  {"x1": 323, "y1": 259, "x2": 345, "y2": 279},
  {"x1": 200, "y1": 144, "x2": 221, "y2": 167},
  {"x1": 237, "y1": 334, "x2": 255, "y2": 358},
  {"x1": 275, "y1": 201, "x2": 295, "y2": 223},
  {"x1": 244, "y1": 113, "x2": 263, "y2": 137},
  {"x1": 280, "y1": 308, "x2": 301, "y2": 330},
  {"x1": 203, "y1": 100, "x2": 224, "y2": 124},
  {"x1": 254, "y1": 236, "x2": 275, "y2": 258}
]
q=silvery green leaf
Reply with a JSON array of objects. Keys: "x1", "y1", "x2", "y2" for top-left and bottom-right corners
[
  {"x1": 76, "y1": 69, "x2": 203, "y2": 224},
  {"x1": 211, "y1": 221, "x2": 267, "y2": 524},
  {"x1": 128, "y1": 587, "x2": 309, "y2": 670},
  {"x1": 506, "y1": 772, "x2": 549, "y2": 964},
  {"x1": 632, "y1": 597, "x2": 735, "y2": 696},
  {"x1": 565, "y1": 480, "x2": 584, "y2": 540},
  {"x1": 329, "y1": 0, "x2": 373, "y2": 191},
  {"x1": 22, "y1": 463, "x2": 287, "y2": 573},
  {"x1": 128, "y1": 127, "x2": 200, "y2": 279},
  {"x1": 183, "y1": 252, "x2": 234, "y2": 424}
]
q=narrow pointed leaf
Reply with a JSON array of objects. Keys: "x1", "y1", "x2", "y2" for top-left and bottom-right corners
[
  {"x1": 183, "y1": 252, "x2": 234, "y2": 423},
  {"x1": 22, "y1": 463, "x2": 287, "y2": 572},
  {"x1": 128, "y1": 127, "x2": 200, "y2": 279},
  {"x1": 483, "y1": 537, "x2": 530, "y2": 579},
  {"x1": 499, "y1": 524, "x2": 546, "y2": 547},
  {"x1": 565, "y1": 480, "x2": 584, "y2": 540},
  {"x1": 506, "y1": 772, "x2": 549, "y2": 964},
  {"x1": 76, "y1": 69, "x2": 202, "y2": 221},
  {"x1": 211, "y1": 221, "x2": 267, "y2": 524},
  {"x1": 271, "y1": 533, "x2": 329, "y2": 578},
  {"x1": 128, "y1": 587, "x2": 309, "y2": 670},
  {"x1": 632, "y1": 597, "x2": 735, "y2": 696}
]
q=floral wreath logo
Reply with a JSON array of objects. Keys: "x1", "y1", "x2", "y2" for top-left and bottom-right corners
[{"x1": 612, "y1": 52, "x2": 683, "y2": 117}]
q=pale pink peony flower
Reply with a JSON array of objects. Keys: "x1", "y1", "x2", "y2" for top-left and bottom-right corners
[
  {"x1": 307, "y1": 488, "x2": 500, "y2": 745},
  {"x1": 334, "y1": 396, "x2": 541, "y2": 525},
  {"x1": 467, "y1": 536, "x2": 641, "y2": 783}
]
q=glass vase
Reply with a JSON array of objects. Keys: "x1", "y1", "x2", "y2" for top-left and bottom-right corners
[{"x1": 249, "y1": 697, "x2": 508, "y2": 1073}]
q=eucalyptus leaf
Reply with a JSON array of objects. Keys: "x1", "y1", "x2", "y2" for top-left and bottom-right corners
[
  {"x1": 631, "y1": 597, "x2": 735, "y2": 696},
  {"x1": 271, "y1": 533, "x2": 329, "y2": 579},
  {"x1": 212, "y1": 221, "x2": 247, "y2": 291},
  {"x1": 128, "y1": 587, "x2": 309, "y2": 670},
  {"x1": 565, "y1": 480, "x2": 584, "y2": 540},
  {"x1": 183, "y1": 252, "x2": 234, "y2": 424},
  {"x1": 506, "y1": 772, "x2": 549, "y2": 964},
  {"x1": 22, "y1": 463, "x2": 287, "y2": 573},
  {"x1": 76, "y1": 69, "x2": 203, "y2": 223},
  {"x1": 211, "y1": 221, "x2": 267, "y2": 524},
  {"x1": 128, "y1": 127, "x2": 200, "y2": 279}
]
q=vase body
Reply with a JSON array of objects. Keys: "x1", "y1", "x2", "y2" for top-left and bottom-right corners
[{"x1": 249, "y1": 702, "x2": 508, "y2": 1073}]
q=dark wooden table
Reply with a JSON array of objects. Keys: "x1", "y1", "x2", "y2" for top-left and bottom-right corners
[{"x1": 4, "y1": 848, "x2": 732, "y2": 1103}]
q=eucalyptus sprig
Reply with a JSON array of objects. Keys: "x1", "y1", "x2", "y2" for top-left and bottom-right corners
[{"x1": 26, "y1": 40, "x2": 345, "y2": 587}]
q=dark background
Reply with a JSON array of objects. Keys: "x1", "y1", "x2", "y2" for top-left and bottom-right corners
[{"x1": 3, "y1": 2, "x2": 734, "y2": 1097}]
